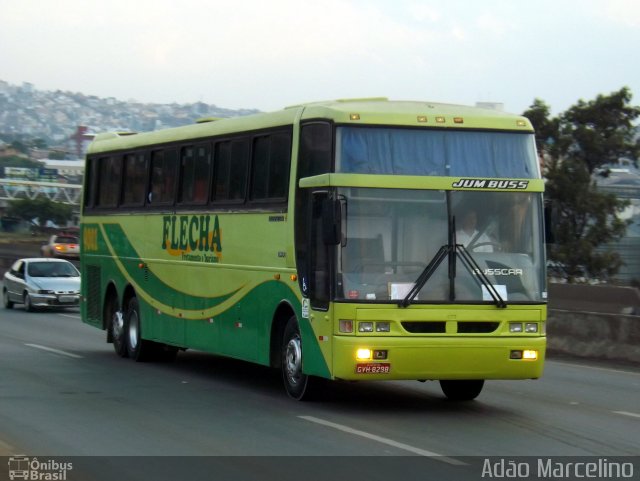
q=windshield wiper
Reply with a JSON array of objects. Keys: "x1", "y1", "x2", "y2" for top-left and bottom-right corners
[
  {"x1": 399, "y1": 244, "x2": 451, "y2": 308},
  {"x1": 456, "y1": 244, "x2": 507, "y2": 308},
  {"x1": 399, "y1": 243, "x2": 507, "y2": 309}
]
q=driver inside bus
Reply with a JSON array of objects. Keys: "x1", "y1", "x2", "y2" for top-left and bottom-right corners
[{"x1": 456, "y1": 210, "x2": 494, "y2": 252}]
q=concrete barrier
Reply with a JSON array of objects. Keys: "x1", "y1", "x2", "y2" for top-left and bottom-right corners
[{"x1": 547, "y1": 309, "x2": 640, "y2": 364}]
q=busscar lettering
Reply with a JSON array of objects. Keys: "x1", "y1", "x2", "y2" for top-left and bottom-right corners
[
  {"x1": 452, "y1": 178, "x2": 529, "y2": 190},
  {"x1": 161, "y1": 215, "x2": 222, "y2": 262},
  {"x1": 474, "y1": 268, "x2": 523, "y2": 276}
]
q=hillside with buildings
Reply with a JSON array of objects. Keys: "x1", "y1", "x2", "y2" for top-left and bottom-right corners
[{"x1": 0, "y1": 80, "x2": 259, "y2": 159}]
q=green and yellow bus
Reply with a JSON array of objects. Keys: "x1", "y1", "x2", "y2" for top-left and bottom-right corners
[{"x1": 80, "y1": 98, "x2": 546, "y2": 400}]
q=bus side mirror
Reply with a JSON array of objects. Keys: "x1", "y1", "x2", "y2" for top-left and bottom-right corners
[
  {"x1": 322, "y1": 198, "x2": 342, "y2": 245},
  {"x1": 544, "y1": 201, "x2": 555, "y2": 244}
]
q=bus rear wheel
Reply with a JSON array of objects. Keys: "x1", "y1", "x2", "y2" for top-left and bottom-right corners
[
  {"x1": 125, "y1": 297, "x2": 154, "y2": 362},
  {"x1": 281, "y1": 316, "x2": 317, "y2": 400},
  {"x1": 108, "y1": 301, "x2": 128, "y2": 358},
  {"x1": 124, "y1": 297, "x2": 176, "y2": 362},
  {"x1": 439, "y1": 380, "x2": 484, "y2": 401}
]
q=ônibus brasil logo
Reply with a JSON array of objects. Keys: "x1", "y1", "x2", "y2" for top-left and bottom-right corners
[{"x1": 7, "y1": 456, "x2": 73, "y2": 480}]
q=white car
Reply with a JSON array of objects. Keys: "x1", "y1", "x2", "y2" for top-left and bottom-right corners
[
  {"x1": 40, "y1": 234, "x2": 80, "y2": 259},
  {"x1": 3, "y1": 258, "x2": 80, "y2": 311}
]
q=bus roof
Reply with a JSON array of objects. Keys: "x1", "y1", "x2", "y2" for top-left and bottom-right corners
[{"x1": 87, "y1": 98, "x2": 533, "y2": 155}]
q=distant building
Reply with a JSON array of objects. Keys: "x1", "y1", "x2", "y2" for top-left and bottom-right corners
[
  {"x1": 595, "y1": 166, "x2": 640, "y2": 285},
  {"x1": 68, "y1": 126, "x2": 96, "y2": 159},
  {"x1": 41, "y1": 159, "x2": 84, "y2": 183}
]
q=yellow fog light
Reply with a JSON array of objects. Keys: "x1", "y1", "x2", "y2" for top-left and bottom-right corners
[
  {"x1": 356, "y1": 348, "x2": 372, "y2": 361},
  {"x1": 523, "y1": 350, "x2": 538, "y2": 360}
]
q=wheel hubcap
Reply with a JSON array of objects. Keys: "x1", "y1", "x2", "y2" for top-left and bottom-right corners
[
  {"x1": 129, "y1": 311, "x2": 139, "y2": 350},
  {"x1": 285, "y1": 335, "x2": 302, "y2": 386},
  {"x1": 112, "y1": 311, "x2": 124, "y2": 341}
]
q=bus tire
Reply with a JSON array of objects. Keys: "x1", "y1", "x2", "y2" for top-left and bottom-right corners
[
  {"x1": 282, "y1": 316, "x2": 316, "y2": 400},
  {"x1": 125, "y1": 297, "x2": 154, "y2": 362},
  {"x1": 439, "y1": 380, "x2": 484, "y2": 401},
  {"x1": 108, "y1": 300, "x2": 128, "y2": 358}
]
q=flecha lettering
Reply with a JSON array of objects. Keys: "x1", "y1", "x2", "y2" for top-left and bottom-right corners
[
  {"x1": 198, "y1": 215, "x2": 210, "y2": 251},
  {"x1": 211, "y1": 215, "x2": 222, "y2": 254},
  {"x1": 179, "y1": 216, "x2": 189, "y2": 250},
  {"x1": 161, "y1": 215, "x2": 222, "y2": 256}
]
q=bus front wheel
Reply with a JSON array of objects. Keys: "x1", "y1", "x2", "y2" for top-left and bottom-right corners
[
  {"x1": 439, "y1": 380, "x2": 484, "y2": 401},
  {"x1": 282, "y1": 316, "x2": 317, "y2": 400}
]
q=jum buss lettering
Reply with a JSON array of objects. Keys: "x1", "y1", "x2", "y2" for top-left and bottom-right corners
[{"x1": 452, "y1": 179, "x2": 529, "y2": 189}]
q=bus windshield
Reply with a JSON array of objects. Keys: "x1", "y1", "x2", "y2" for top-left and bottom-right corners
[
  {"x1": 337, "y1": 188, "x2": 546, "y2": 304},
  {"x1": 336, "y1": 127, "x2": 539, "y2": 178}
]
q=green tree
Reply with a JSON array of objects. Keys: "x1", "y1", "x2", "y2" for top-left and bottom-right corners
[
  {"x1": 0, "y1": 156, "x2": 42, "y2": 168},
  {"x1": 48, "y1": 150, "x2": 68, "y2": 160},
  {"x1": 560, "y1": 87, "x2": 640, "y2": 174},
  {"x1": 523, "y1": 98, "x2": 559, "y2": 153},
  {"x1": 30, "y1": 138, "x2": 48, "y2": 150},
  {"x1": 10, "y1": 140, "x2": 29, "y2": 155},
  {"x1": 544, "y1": 158, "x2": 628, "y2": 282},
  {"x1": 523, "y1": 87, "x2": 639, "y2": 282},
  {"x1": 6, "y1": 198, "x2": 73, "y2": 231}
]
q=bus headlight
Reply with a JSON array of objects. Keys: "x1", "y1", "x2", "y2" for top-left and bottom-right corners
[
  {"x1": 358, "y1": 322, "x2": 374, "y2": 333},
  {"x1": 525, "y1": 323, "x2": 538, "y2": 333},
  {"x1": 376, "y1": 322, "x2": 390, "y2": 332},
  {"x1": 509, "y1": 322, "x2": 523, "y2": 333}
]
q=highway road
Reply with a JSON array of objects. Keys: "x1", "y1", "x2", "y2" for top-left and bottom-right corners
[{"x1": 0, "y1": 299, "x2": 638, "y2": 481}]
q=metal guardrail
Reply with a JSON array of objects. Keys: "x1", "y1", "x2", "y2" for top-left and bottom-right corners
[{"x1": 0, "y1": 178, "x2": 82, "y2": 204}]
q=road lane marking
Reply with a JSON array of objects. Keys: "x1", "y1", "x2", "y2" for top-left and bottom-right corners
[
  {"x1": 298, "y1": 415, "x2": 466, "y2": 465},
  {"x1": 613, "y1": 411, "x2": 640, "y2": 420},
  {"x1": 24, "y1": 343, "x2": 83, "y2": 359},
  {"x1": 58, "y1": 313, "x2": 81, "y2": 319},
  {"x1": 550, "y1": 360, "x2": 640, "y2": 376}
]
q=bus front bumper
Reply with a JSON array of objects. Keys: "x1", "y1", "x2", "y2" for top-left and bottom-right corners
[{"x1": 331, "y1": 335, "x2": 546, "y2": 381}]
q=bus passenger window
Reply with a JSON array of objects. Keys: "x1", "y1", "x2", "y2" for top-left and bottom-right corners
[
  {"x1": 150, "y1": 149, "x2": 178, "y2": 205},
  {"x1": 122, "y1": 153, "x2": 147, "y2": 206},
  {"x1": 97, "y1": 156, "x2": 122, "y2": 207},
  {"x1": 213, "y1": 139, "x2": 249, "y2": 203},
  {"x1": 179, "y1": 144, "x2": 211, "y2": 205},
  {"x1": 250, "y1": 132, "x2": 291, "y2": 202}
]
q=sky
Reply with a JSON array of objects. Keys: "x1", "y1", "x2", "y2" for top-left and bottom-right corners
[{"x1": 1, "y1": 0, "x2": 639, "y2": 115}]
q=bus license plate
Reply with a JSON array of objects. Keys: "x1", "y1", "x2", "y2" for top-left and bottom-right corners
[{"x1": 355, "y1": 363, "x2": 390, "y2": 374}]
